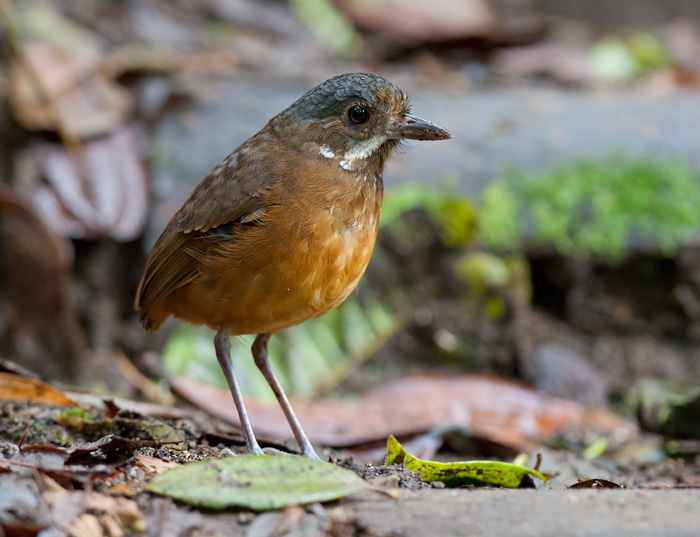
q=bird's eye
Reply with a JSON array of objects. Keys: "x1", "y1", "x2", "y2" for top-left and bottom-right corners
[{"x1": 348, "y1": 105, "x2": 370, "y2": 125}]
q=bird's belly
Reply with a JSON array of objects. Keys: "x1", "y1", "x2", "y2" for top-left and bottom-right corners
[
  {"x1": 173, "y1": 208, "x2": 379, "y2": 335},
  {"x1": 266, "y1": 225, "x2": 375, "y2": 329}
]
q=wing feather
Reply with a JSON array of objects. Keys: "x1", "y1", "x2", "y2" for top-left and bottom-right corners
[{"x1": 135, "y1": 128, "x2": 284, "y2": 321}]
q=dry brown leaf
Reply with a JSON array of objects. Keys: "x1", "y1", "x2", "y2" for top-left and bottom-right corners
[
  {"x1": 45, "y1": 491, "x2": 145, "y2": 536},
  {"x1": 336, "y1": 0, "x2": 497, "y2": 44},
  {"x1": 10, "y1": 41, "x2": 133, "y2": 138},
  {"x1": 64, "y1": 435, "x2": 182, "y2": 464},
  {"x1": 67, "y1": 514, "x2": 105, "y2": 537},
  {"x1": 135, "y1": 453, "x2": 178, "y2": 475},
  {"x1": 33, "y1": 127, "x2": 148, "y2": 241},
  {"x1": 104, "y1": 482, "x2": 136, "y2": 497},
  {"x1": 170, "y1": 373, "x2": 636, "y2": 451},
  {"x1": 0, "y1": 373, "x2": 77, "y2": 406}
]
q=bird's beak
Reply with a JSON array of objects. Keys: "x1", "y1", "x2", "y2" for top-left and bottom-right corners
[{"x1": 388, "y1": 113, "x2": 453, "y2": 141}]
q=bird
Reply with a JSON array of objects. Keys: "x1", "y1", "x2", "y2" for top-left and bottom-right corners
[{"x1": 135, "y1": 73, "x2": 452, "y2": 460}]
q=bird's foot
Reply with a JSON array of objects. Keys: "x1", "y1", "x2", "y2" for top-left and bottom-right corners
[
  {"x1": 300, "y1": 447, "x2": 325, "y2": 462},
  {"x1": 261, "y1": 446, "x2": 325, "y2": 461},
  {"x1": 214, "y1": 444, "x2": 325, "y2": 460},
  {"x1": 261, "y1": 446, "x2": 293, "y2": 456},
  {"x1": 217, "y1": 447, "x2": 241, "y2": 458}
]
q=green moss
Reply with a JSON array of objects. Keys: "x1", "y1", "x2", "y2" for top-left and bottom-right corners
[
  {"x1": 479, "y1": 184, "x2": 520, "y2": 251},
  {"x1": 454, "y1": 252, "x2": 531, "y2": 322},
  {"x1": 60, "y1": 407, "x2": 96, "y2": 421},
  {"x1": 479, "y1": 157, "x2": 700, "y2": 259},
  {"x1": 381, "y1": 183, "x2": 477, "y2": 247}
]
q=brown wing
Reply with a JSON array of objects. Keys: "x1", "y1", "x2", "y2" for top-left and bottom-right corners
[{"x1": 134, "y1": 128, "x2": 284, "y2": 323}]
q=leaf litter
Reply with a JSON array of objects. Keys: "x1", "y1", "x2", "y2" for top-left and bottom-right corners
[
  {"x1": 170, "y1": 372, "x2": 636, "y2": 451},
  {"x1": 147, "y1": 455, "x2": 373, "y2": 511}
]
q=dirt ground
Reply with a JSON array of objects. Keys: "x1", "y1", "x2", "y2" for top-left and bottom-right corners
[
  {"x1": 1, "y1": 390, "x2": 698, "y2": 537},
  {"x1": 123, "y1": 487, "x2": 700, "y2": 537}
]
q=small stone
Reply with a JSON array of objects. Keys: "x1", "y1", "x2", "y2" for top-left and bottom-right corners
[
  {"x1": 236, "y1": 512, "x2": 255, "y2": 524},
  {"x1": 369, "y1": 474, "x2": 401, "y2": 489}
]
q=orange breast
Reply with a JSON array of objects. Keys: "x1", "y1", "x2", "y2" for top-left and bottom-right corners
[{"x1": 161, "y1": 169, "x2": 383, "y2": 335}]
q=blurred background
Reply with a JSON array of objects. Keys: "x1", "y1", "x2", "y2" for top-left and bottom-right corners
[{"x1": 2, "y1": 0, "x2": 700, "y2": 466}]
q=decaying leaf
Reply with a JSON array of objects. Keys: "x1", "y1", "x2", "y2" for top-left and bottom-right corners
[
  {"x1": 33, "y1": 127, "x2": 149, "y2": 241},
  {"x1": 0, "y1": 443, "x2": 114, "y2": 487},
  {"x1": 1, "y1": 433, "x2": 183, "y2": 488},
  {"x1": 9, "y1": 40, "x2": 132, "y2": 138},
  {"x1": 64, "y1": 435, "x2": 184, "y2": 464},
  {"x1": 569, "y1": 478, "x2": 625, "y2": 489},
  {"x1": 0, "y1": 373, "x2": 77, "y2": 406},
  {"x1": 170, "y1": 373, "x2": 636, "y2": 451},
  {"x1": 45, "y1": 490, "x2": 146, "y2": 535},
  {"x1": 146, "y1": 455, "x2": 370, "y2": 511},
  {"x1": 135, "y1": 453, "x2": 178, "y2": 475},
  {"x1": 385, "y1": 435, "x2": 546, "y2": 488},
  {"x1": 336, "y1": 0, "x2": 497, "y2": 45}
]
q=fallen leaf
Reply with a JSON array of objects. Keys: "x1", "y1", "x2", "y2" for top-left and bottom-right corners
[
  {"x1": 64, "y1": 435, "x2": 183, "y2": 464},
  {"x1": 0, "y1": 447, "x2": 115, "y2": 488},
  {"x1": 336, "y1": 0, "x2": 497, "y2": 44},
  {"x1": 135, "y1": 453, "x2": 178, "y2": 475},
  {"x1": 34, "y1": 127, "x2": 149, "y2": 241},
  {"x1": 385, "y1": 435, "x2": 546, "y2": 488},
  {"x1": 146, "y1": 455, "x2": 370, "y2": 510},
  {"x1": 569, "y1": 478, "x2": 625, "y2": 489},
  {"x1": 45, "y1": 490, "x2": 146, "y2": 534},
  {"x1": 0, "y1": 373, "x2": 77, "y2": 406},
  {"x1": 170, "y1": 373, "x2": 636, "y2": 451},
  {"x1": 1, "y1": 434, "x2": 181, "y2": 486},
  {"x1": 104, "y1": 482, "x2": 136, "y2": 497},
  {"x1": 10, "y1": 40, "x2": 132, "y2": 137},
  {"x1": 0, "y1": 474, "x2": 52, "y2": 533}
]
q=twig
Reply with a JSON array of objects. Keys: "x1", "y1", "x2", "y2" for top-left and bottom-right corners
[{"x1": 112, "y1": 350, "x2": 176, "y2": 406}]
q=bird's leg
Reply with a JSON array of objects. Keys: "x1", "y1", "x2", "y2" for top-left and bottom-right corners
[
  {"x1": 214, "y1": 328, "x2": 264, "y2": 455},
  {"x1": 252, "y1": 333, "x2": 323, "y2": 461}
]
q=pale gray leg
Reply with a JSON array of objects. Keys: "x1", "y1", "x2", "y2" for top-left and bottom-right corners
[
  {"x1": 214, "y1": 328, "x2": 264, "y2": 455},
  {"x1": 252, "y1": 333, "x2": 322, "y2": 460}
]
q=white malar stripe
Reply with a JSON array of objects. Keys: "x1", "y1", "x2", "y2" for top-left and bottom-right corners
[
  {"x1": 340, "y1": 160, "x2": 353, "y2": 171},
  {"x1": 319, "y1": 145, "x2": 335, "y2": 159},
  {"x1": 342, "y1": 135, "x2": 385, "y2": 161}
]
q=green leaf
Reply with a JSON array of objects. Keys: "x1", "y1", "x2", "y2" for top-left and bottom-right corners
[
  {"x1": 479, "y1": 156, "x2": 700, "y2": 259},
  {"x1": 385, "y1": 435, "x2": 546, "y2": 488},
  {"x1": 385, "y1": 434, "x2": 408, "y2": 466},
  {"x1": 583, "y1": 437, "x2": 609, "y2": 460},
  {"x1": 146, "y1": 455, "x2": 369, "y2": 510}
]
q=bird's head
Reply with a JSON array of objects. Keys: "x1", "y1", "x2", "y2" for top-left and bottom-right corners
[{"x1": 274, "y1": 73, "x2": 452, "y2": 173}]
